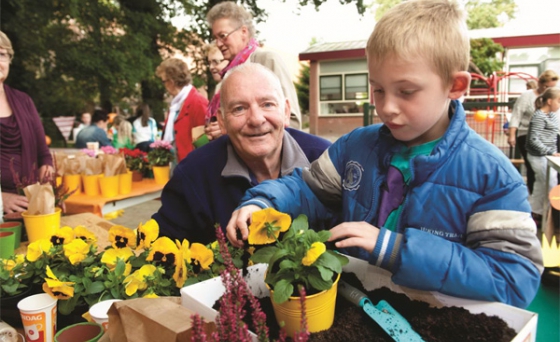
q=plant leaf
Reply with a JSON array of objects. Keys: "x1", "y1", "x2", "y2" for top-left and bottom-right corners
[
  {"x1": 314, "y1": 251, "x2": 343, "y2": 274},
  {"x1": 308, "y1": 271, "x2": 332, "y2": 291},
  {"x1": 291, "y1": 214, "x2": 309, "y2": 233},
  {"x1": 86, "y1": 281, "x2": 106, "y2": 295},
  {"x1": 272, "y1": 279, "x2": 294, "y2": 304},
  {"x1": 250, "y1": 246, "x2": 278, "y2": 264},
  {"x1": 317, "y1": 230, "x2": 331, "y2": 242},
  {"x1": 317, "y1": 265, "x2": 334, "y2": 281}
]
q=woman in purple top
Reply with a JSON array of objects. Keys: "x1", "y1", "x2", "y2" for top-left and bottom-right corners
[{"x1": 0, "y1": 31, "x2": 53, "y2": 214}]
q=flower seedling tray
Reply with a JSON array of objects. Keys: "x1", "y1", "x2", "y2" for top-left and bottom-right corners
[{"x1": 181, "y1": 257, "x2": 538, "y2": 342}]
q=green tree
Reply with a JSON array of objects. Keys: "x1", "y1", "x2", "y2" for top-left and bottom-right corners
[
  {"x1": 295, "y1": 63, "x2": 310, "y2": 115},
  {"x1": 0, "y1": 0, "x2": 368, "y2": 130}
]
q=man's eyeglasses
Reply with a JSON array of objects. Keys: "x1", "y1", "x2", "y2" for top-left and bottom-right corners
[
  {"x1": 209, "y1": 59, "x2": 225, "y2": 67},
  {"x1": 0, "y1": 52, "x2": 12, "y2": 62},
  {"x1": 213, "y1": 26, "x2": 242, "y2": 43}
]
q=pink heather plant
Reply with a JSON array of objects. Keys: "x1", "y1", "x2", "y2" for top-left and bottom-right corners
[
  {"x1": 147, "y1": 140, "x2": 174, "y2": 166},
  {"x1": 190, "y1": 227, "x2": 309, "y2": 342}
]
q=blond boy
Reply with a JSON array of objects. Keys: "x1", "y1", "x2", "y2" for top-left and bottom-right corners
[{"x1": 226, "y1": 0, "x2": 543, "y2": 308}]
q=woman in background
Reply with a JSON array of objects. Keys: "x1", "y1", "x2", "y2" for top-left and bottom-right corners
[
  {"x1": 0, "y1": 31, "x2": 53, "y2": 214},
  {"x1": 132, "y1": 103, "x2": 158, "y2": 152},
  {"x1": 112, "y1": 115, "x2": 134, "y2": 149},
  {"x1": 155, "y1": 58, "x2": 207, "y2": 162},
  {"x1": 508, "y1": 70, "x2": 558, "y2": 194},
  {"x1": 526, "y1": 87, "x2": 560, "y2": 226},
  {"x1": 204, "y1": 42, "x2": 229, "y2": 141}
]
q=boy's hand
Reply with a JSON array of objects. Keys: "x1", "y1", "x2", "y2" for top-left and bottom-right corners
[
  {"x1": 328, "y1": 221, "x2": 380, "y2": 253},
  {"x1": 226, "y1": 205, "x2": 262, "y2": 248},
  {"x1": 204, "y1": 121, "x2": 222, "y2": 141}
]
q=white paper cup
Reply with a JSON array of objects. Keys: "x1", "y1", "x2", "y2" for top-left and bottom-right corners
[
  {"x1": 17, "y1": 293, "x2": 57, "y2": 342},
  {"x1": 86, "y1": 142, "x2": 99, "y2": 151},
  {"x1": 88, "y1": 299, "x2": 122, "y2": 331}
]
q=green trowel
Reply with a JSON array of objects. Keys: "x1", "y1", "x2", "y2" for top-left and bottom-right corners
[{"x1": 338, "y1": 280, "x2": 425, "y2": 342}]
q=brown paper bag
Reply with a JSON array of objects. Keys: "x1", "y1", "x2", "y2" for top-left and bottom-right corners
[
  {"x1": 84, "y1": 157, "x2": 103, "y2": 175},
  {"x1": 23, "y1": 182, "x2": 55, "y2": 215},
  {"x1": 64, "y1": 156, "x2": 85, "y2": 175},
  {"x1": 99, "y1": 154, "x2": 127, "y2": 177},
  {"x1": 105, "y1": 297, "x2": 215, "y2": 342},
  {"x1": 53, "y1": 152, "x2": 68, "y2": 176}
]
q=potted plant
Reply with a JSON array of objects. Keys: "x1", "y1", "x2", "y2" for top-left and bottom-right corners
[
  {"x1": 147, "y1": 141, "x2": 174, "y2": 184},
  {"x1": 249, "y1": 208, "x2": 348, "y2": 337},
  {"x1": 120, "y1": 148, "x2": 147, "y2": 182},
  {"x1": 0, "y1": 219, "x2": 243, "y2": 328}
]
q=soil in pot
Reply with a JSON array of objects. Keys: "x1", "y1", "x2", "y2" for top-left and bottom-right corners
[{"x1": 215, "y1": 272, "x2": 517, "y2": 342}]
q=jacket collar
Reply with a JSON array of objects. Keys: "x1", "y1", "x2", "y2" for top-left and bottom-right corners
[{"x1": 221, "y1": 129, "x2": 310, "y2": 182}]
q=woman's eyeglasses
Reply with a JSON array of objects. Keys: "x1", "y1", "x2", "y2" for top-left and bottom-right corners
[
  {"x1": 213, "y1": 26, "x2": 242, "y2": 43},
  {"x1": 209, "y1": 59, "x2": 225, "y2": 67}
]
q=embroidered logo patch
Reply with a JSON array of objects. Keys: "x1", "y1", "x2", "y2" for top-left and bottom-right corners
[{"x1": 343, "y1": 161, "x2": 363, "y2": 191}]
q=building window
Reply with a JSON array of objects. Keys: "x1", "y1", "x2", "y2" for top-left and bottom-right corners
[
  {"x1": 320, "y1": 75, "x2": 342, "y2": 101},
  {"x1": 345, "y1": 74, "x2": 368, "y2": 100}
]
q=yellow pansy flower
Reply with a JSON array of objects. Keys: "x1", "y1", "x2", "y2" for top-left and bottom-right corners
[
  {"x1": 26, "y1": 239, "x2": 53, "y2": 262},
  {"x1": 51, "y1": 226, "x2": 74, "y2": 245},
  {"x1": 109, "y1": 225, "x2": 136, "y2": 249},
  {"x1": 248, "y1": 208, "x2": 291, "y2": 245},
  {"x1": 74, "y1": 225, "x2": 97, "y2": 246},
  {"x1": 302, "y1": 242, "x2": 326, "y2": 266},
  {"x1": 63, "y1": 239, "x2": 90, "y2": 265},
  {"x1": 2, "y1": 254, "x2": 25, "y2": 272},
  {"x1": 124, "y1": 264, "x2": 157, "y2": 296},
  {"x1": 136, "y1": 219, "x2": 159, "y2": 250},
  {"x1": 190, "y1": 243, "x2": 214, "y2": 271},
  {"x1": 143, "y1": 292, "x2": 159, "y2": 298},
  {"x1": 173, "y1": 258, "x2": 187, "y2": 288},
  {"x1": 43, "y1": 266, "x2": 75, "y2": 299},
  {"x1": 146, "y1": 237, "x2": 179, "y2": 269},
  {"x1": 176, "y1": 239, "x2": 191, "y2": 264},
  {"x1": 101, "y1": 247, "x2": 134, "y2": 269}
]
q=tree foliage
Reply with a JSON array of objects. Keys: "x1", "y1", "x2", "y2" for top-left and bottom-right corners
[
  {"x1": 295, "y1": 63, "x2": 310, "y2": 115},
  {"x1": 1, "y1": 0, "x2": 367, "y2": 125}
]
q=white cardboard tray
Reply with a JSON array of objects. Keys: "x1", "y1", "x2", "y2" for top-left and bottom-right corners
[{"x1": 181, "y1": 256, "x2": 538, "y2": 342}]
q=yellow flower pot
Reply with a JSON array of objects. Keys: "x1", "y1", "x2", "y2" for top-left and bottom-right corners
[
  {"x1": 152, "y1": 165, "x2": 170, "y2": 185},
  {"x1": 99, "y1": 175, "x2": 119, "y2": 198},
  {"x1": 119, "y1": 171, "x2": 132, "y2": 195},
  {"x1": 82, "y1": 174, "x2": 102, "y2": 196},
  {"x1": 21, "y1": 207, "x2": 62, "y2": 243},
  {"x1": 267, "y1": 273, "x2": 340, "y2": 338},
  {"x1": 63, "y1": 174, "x2": 82, "y2": 195},
  {"x1": 56, "y1": 176, "x2": 62, "y2": 187}
]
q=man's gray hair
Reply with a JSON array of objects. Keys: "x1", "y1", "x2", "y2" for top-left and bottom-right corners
[{"x1": 220, "y1": 63, "x2": 286, "y2": 115}]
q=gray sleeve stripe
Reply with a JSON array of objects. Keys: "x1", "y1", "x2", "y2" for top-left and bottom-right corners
[
  {"x1": 302, "y1": 151, "x2": 342, "y2": 203},
  {"x1": 468, "y1": 210, "x2": 536, "y2": 233},
  {"x1": 467, "y1": 210, "x2": 543, "y2": 273}
]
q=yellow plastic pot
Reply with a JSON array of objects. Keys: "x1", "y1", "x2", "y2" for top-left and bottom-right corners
[
  {"x1": 82, "y1": 174, "x2": 102, "y2": 196},
  {"x1": 21, "y1": 207, "x2": 62, "y2": 243},
  {"x1": 99, "y1": 175, "x2": 119, "y2": 198},
  {"x1": 152, "y1": 165, "x2": 170, "y2": 185},
  {"x1": 268, "y1": 273, "x2": 340, "y2": 338},
  {"x1": 63, "y1": 174, "x2": 82, "y2": 195},
  {"x1": 119, "y1": 171, "x2": 132, "y2": 195}
]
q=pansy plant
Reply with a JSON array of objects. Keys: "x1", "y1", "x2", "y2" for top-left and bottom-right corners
[{"x1": 249, "y1": 208, "x2": 349, "y2": 304}]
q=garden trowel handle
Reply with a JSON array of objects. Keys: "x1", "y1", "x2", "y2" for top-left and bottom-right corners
[{"x1": 338, "y1": 280, "x2": 371, "y2": 307}]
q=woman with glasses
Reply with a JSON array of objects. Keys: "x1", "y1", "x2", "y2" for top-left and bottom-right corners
[
  {"x1": 508, "y1": 70, "x2": 559, "y2": 197},
  {"x1": 204, "y1": 43, "x2": 229, "y2": 141},
  {"x1": 0, "y1": 31, "x2": 53, "y2": 215},
  {"x1": 155, "y1": 58, "x2": 208, "y2": 162},
  {"x1": 206, "y1": 1, "x2": 302, "y2": 131}
]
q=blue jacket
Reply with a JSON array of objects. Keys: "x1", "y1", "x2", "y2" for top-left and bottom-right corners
[
  {"x1": 75, "y1": 125, "x2": 111, "y2": 148},
  {"x1": 153, "y1": 128, "x2": 331, "y2": 245},
  {"x1": 242, "y1": 100, "x2": 543, "y2": 308}
]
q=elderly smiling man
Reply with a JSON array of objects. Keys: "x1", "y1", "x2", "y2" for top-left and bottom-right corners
[{"x1": 153, "y1": 63, "x2": 332, "y2": 244}]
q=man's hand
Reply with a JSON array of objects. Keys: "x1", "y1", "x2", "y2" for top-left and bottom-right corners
[
  {"x1": 226, "y1": 204, "x2": 262, "y2": 248},
  {"x1": 507, "y1": 127, "x2": 517, "y2": 147},
  {"x1": 204, "y1": 121, "x2": 222, "y2": 141},
  {"x1": 328, "y1": 221, "x2": 380, "y2": 253},
  {"x1": 2, "y1": 192, "x2": 29, "y2": 214}
]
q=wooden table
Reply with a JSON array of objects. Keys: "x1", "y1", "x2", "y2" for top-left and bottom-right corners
[
  {"x1": 64, "y1": 179, "x2": 164, "y2": 217},
  {"x1": 15, "y1": 212, "x2": 115, "y2": 254}
]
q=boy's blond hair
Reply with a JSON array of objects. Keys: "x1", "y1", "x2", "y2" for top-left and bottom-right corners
[{"x1": 367, "y1": 0, "x2": 469, "y2": 87}]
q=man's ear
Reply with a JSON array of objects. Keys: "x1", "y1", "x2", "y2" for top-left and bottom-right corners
[
  {"x1": 216, "y1": 109, "x2": 227, "y2": 135},
  {"x1": 283, "y1": 99, "x2": 291, "y2": 128},
  {"x1": 448, "y1": 71, "x2": 471, "y2": 100}
]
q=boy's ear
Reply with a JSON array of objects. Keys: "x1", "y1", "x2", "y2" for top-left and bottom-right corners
[{"x1": 448, "y1": 71, "x2": 471, "y2": 100}]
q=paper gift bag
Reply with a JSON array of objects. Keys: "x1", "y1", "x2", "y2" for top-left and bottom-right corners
[{"x1": 104, "y1": 297, "x2": 215, "y2": 342}]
